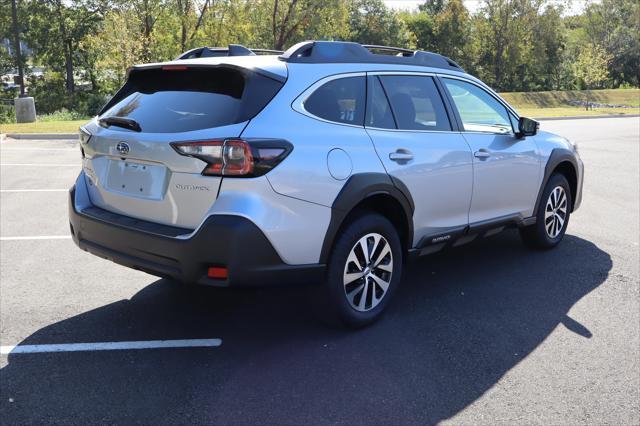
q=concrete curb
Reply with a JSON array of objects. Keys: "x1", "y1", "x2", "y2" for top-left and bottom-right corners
[
  {"x1": 2, "y1": 133, "x2": 77, "y2": 140},
  {"x1": 537, "y1": 114, "x2": 640, "y2": 121}
]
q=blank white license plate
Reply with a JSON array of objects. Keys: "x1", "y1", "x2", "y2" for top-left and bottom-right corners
[{"x1": 105, "y1": 160, "x2": 167, "y2": 200}]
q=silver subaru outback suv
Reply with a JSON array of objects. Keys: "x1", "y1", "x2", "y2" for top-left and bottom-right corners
[{"x1": 69, "y1": 41, "x2": 583, "y2": 327}]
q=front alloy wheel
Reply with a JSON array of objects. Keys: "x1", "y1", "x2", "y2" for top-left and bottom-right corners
[
  {"x1": 544, "y1": 186, "x2": 568, "y2": 238},
  {"x1": 520, "y1": 172, "x2": 572, "y2": 249}
]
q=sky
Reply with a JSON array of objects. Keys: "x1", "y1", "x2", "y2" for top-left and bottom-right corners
[{"x1": 382, "y1": 0, "x2": 597, "y2": 15}]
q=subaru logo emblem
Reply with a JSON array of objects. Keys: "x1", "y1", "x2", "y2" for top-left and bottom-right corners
[{"x1": 116, "y1": 142, "x2": 130, "y2": 156}]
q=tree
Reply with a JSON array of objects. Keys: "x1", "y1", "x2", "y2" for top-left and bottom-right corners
[
  {"x1": 0, "y1": 0, "x2": 16, "y2": 76},
  {"x1": 584, "y1": 0, "x2": 640, "y2": 87},
  {"x1": 573, "y1": 44, "x2": 611, "y2": 109},
  {"x1": 531, "y1": 4, "x2": 568, "y2": 90},
  {"x1": 474, "y1": 0, "x2": 542, "y2": 91},
  {"x1": 348, "y1": 0, "x2": 409, "y2": 46},
  {"x1": 267, "y1": 0, "x2": 349, "y2": 50},
  {"x1": 405, "y1": 0, "x2": 472, "y2": 69},
  {"x1": 83, "y1": 10, "x2": 146, "y2": 93},
  {"x1": 23, "y1": 0, "x2": 106, "y2": 93}
]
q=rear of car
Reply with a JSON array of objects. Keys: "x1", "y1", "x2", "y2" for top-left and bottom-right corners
[
  {"x1": 69, "y1": 41, "x2": 583, "y2": 329},
  {"x1": 69, "y1": 57, "x2": 324, "y2": 286}
]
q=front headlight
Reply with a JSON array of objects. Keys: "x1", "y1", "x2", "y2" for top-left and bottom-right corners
[
  {"x1": 565, "y1": 137, "x2": 578, "y2": 155},
  {"x1": 79, "y1": 126, "x2": 91, "y2": 145},
  {"x1": 570, "y1": 140, "x2": 579, "y2": 154}
]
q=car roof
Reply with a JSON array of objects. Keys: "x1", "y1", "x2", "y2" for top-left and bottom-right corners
[{"x1": 133, "y1": 41, "x2": 485, "y2": 87}]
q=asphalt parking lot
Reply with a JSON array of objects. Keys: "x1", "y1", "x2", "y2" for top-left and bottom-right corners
[{"x1": 0, "y1": 117, "x2": 638, "y2": 424}]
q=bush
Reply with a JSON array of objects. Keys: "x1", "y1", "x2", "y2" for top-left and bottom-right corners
[
  {"x1": 0, "y1": 104, "x2": 15, "y2": 124},
  {"x1": 26, "y1": 71, "x2": 110, "y2": 118},
  {"x1": 27, "y1": 72, "x2": 69, "y2": 114},
  {"x1": 72, "y1": 92, "x2": 109, "y2": 117},
  {"x1": 37, "y1": 109, "x2": 89, "y2": 122}
]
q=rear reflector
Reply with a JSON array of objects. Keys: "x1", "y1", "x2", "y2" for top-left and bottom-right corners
[{"x1": 207, "y1": 266, "x2": 228, "y2": 280}]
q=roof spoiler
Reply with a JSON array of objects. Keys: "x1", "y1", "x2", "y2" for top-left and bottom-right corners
[{"x1": 176, "y1": 45, "x2": 284, "y2": 60}]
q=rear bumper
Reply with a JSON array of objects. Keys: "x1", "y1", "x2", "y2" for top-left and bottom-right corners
[{"x1": 68, "y1": 186, "x2": 325, "y2": 287}]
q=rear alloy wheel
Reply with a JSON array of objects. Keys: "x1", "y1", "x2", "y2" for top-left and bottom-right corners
[
  {"x1": 343, "y1": 233, "x2": 394, "y2": 312},
  {"x1": 520, "y1": 173, "x2": 572, "y2": 249},
  {"x1": 316, "y1": 213, "x2": 402, "y2": 328}
]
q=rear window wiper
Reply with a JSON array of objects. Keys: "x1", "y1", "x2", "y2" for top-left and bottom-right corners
[{"x1": 98, "y1": 116, "x2": 142, "y2": 132}]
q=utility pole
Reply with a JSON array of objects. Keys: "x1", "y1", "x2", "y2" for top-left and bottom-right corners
[
  {"x1": 11, "y1": 0, "x2": 25, "y2": 97},
  {"x1": 11, "y1": 0, "x2": 35, "y2": 123}
]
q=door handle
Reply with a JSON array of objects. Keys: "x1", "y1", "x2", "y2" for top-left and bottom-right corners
[
  {"x1": 389, "y1": 150, "x2": 414, "y2": 163},
  {"x1": 474, "y1": 149, "x2": 491, "y2": 159}
]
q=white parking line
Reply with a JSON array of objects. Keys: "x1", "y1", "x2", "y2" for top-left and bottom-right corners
[
  {"x1": 1, "y1": 189, "x2": 68, "y2": 193},
  {"x1": 1, "y1": 338, "x2": 222, "y2": 354},
  {"x1": 0, "y1": 163, "x2": 79, "y2": 167},
  {"x1": 0, "y1": 236, "x2": 71, "y2": 241}
]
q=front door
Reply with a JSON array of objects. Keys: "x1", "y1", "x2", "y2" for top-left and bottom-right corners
[{"x1": 441, "y1": 77, "x2": 540, "y2": 224}]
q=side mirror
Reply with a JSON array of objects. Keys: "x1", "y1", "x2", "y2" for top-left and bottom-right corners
[{"x1": 517, "y1": 116, "x2": 539, "y2": 138}]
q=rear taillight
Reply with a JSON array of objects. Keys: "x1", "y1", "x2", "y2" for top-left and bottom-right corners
[{"x1": 171, "y1": 139, "x2": 292, "y2": 177}]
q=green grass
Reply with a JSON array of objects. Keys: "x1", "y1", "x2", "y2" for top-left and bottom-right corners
[
  {"x1": 0, "y1": 120, "x2": 87, "y2": 134},
  {"x1": 500, "y1": 88, "x2": 640, "y2": 118}
]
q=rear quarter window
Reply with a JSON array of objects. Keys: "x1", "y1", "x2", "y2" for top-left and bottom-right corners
[
  {"x1": 303, "y1": 76, "x2": 365, "y2": 126},
  {"x1": 99, "y1": 67, "x2": 283, "y2": 133}
]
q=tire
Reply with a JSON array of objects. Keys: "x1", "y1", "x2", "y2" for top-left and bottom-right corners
[
  {"x1": 314, "y1": 213, "x2": 403, "y2": 328},
  {"x1": 520, "y1": 173, "x2": 572, "y2": 249}
]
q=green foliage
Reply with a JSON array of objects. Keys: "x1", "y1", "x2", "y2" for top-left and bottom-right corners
[
  {"x1": 37, "y1": 109, "x2": 89, "y2": 121},
  {"x1": 573, "y1": 45, "x2": 611, "y2": 90},
  {"x1": 0, "y1": 104, "x2": 16, "y2": 124},
  {"x1": 583, "y1": 0, "x2": 640, "y2": 87},
  {"x1": 348, "y1": 0, "x2": 409, "y2": 46},
  {"x1": 7, "y1": 0, "x2": 638, "y2": 121}
]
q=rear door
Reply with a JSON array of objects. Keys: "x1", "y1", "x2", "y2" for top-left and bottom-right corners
[
  {"x1": 82, "y1": 65, "x2": 283, "y2": 229},
  {"x1": 440, "y1": 77, "x2": 540, "y2": 224},
  {"x1": 365, "y1": 73, "x2": 473, "y2": 246}
]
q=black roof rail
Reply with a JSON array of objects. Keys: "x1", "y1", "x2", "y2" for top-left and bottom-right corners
[
  {"x1": 361, "y1": 45, "x2": 415, "y2": 56},
  {"x1": 176, "y1": 44, "x2": 284, "y2": 60},
  {"x1": 279, "y1": 41, "x2": 464, "y2": 72}
]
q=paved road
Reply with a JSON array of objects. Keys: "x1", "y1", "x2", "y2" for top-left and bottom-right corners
[{"x1": 1, "y1": 117, "x2": 638, "y2": 424}]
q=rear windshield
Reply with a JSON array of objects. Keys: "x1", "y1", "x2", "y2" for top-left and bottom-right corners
[{"x1": 99, "y1": 67, "x2": 283, "y2": 133}]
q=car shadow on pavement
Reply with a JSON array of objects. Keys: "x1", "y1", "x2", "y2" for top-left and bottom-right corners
[{"x1": 0, "y1": 232, "x2": 612, "y2": 424}]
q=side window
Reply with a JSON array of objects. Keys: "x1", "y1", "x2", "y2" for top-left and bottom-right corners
[
  {"x1": 304, "y1": 76, "x2": 365, "y2": 125},
  {"x1": 365, "y1": 76, "x2": 396, "y2": 129},
  {"x1": 442, "y1": 78, "x2": 512, "y2": 134},
  {"x1": 378, "y1": 75, "x2": 451, "y2": 131}
]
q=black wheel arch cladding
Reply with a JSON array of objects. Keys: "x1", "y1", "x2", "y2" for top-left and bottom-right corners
[
  {"x1": 534, "y1": 148, "x2": 579, "y2": 214},
  {"x1": 319, "y1": 173, "x2": 415, "y2": 264}
]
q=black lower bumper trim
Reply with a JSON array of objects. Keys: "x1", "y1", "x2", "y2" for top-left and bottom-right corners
[{"x1": 69, "y1": 187, "x2": 325, "y2": 287}]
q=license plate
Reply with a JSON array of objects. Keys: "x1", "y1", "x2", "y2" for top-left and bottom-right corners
[{"x1": 105, "y1": 160, "x2": 167, "y2": 200}]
